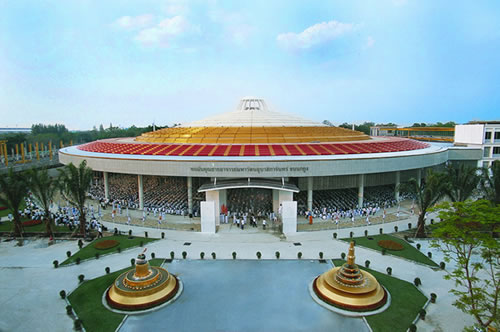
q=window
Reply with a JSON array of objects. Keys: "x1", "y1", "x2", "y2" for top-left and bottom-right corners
[
  {"x1": 495, "y1": 132, "x2": 500, "y2": 140},
  {"x1": 485, "y1": 132, "x2": 492, "y2": 140},
  {"x1": 493, "y1": 146, "x2": 500, "y2": 156},
  {"x1": 483, "y1": 147, "x2": 491, "y2": 157}
]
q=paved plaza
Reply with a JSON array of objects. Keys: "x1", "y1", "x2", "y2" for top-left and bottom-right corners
[{"x1": 0, "y1": 212, "x2": 476, "y2": 332}]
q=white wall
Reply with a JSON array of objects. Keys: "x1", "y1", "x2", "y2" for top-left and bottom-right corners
[{"x1": 454, "y1": 124, "x2": 484, "y2": 145}]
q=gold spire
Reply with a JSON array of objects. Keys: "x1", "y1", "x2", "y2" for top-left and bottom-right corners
[{"x1": 347, "y1": 241, "x2": 356, "y2": 266}]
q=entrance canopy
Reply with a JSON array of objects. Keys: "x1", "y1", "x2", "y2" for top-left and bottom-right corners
[{"x1": 198, "y1": 179, "x2": 299, "y2": 193}]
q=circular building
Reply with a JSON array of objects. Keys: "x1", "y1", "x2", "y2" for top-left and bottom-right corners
[{"x1": 59, "y1": 97, "x2": 477, "y2": 234}]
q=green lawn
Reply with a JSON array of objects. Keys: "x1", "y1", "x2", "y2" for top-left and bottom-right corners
[
  {"x1": 61, "y1": 235, "x2": 157, "y2": 266},
  {"x1": 0, "y1": 200, "x2": 26, "y2": 217},
  {"x1": 68, "y1": 259, "x2": 164, "y2": 332},
  {"x1": 332, "y1": 259, "x2": 427, "y2": 332},
  {"x1": 340, "y1": 234, "x2": 438, "y2": 267}
]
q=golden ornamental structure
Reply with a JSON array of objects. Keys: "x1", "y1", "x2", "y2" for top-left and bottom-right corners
[
  {"x1": 313, "y1": 242, "x2": 387, "y2": 311},
  {"x1": 106, "y1": 248, "x2": 179, "y2": 311}
]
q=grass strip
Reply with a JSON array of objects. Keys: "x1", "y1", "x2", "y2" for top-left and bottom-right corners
[
  {"x1": 68, "y1": 259, "x2": 164, "y2": 332},
  {"x1": 340, "y1": 234, "x2": 438, "y2": 267},
  {"x1": 61, "y1": 235, "x2": 157, "y2": 266},
  {"x1": 332, "y1": 259, "x2": 427, "y2": 332}
]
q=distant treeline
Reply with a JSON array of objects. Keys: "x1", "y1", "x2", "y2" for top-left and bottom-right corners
[{"x1": 0, "y1": 123, "x2": 169, "y2": 150}]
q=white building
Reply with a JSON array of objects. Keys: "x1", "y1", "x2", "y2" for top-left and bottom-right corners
[{"x1": 454, "y1": 121, "x2": 500, "y2": 168}]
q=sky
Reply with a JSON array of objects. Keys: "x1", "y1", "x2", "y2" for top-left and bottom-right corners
[{"x1": 1, "y1": 0, "x2": 499, "y2": 130}]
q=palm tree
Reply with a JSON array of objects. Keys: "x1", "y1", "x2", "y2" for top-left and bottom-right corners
[
  {"x1": 480, "y1": 160, "x2": 500, "y2": 205},
  {"x1": 443, "y1": 163, "x2": 480, "y2": 202},
  {"x1": 401, "y1": 170, "x2": 446, "y2": 238},
  {"x1": 28, "y1": 168, "x2": 59, "y2": 237},
  {"x1": 58, "y1": 161, "x2": 93, "y2": 236},
  {"x1": 0, "y1": 168, "x2": 29, "y2": 237}
]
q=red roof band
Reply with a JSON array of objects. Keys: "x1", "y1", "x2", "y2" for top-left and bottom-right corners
[{"x1": 76, "y1": 137, "x2": 429, "y2": 157}]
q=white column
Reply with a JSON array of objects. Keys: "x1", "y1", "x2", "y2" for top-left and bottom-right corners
[
  {"x1": 219, "y1": 189, "x2": 227, "y2": 210},
  {"x1": 307, "y1": 176, "x2": 313, "y2": 212},
  {"x1": 282, "y1": 201, "x2": 297, "y2": 235},
  {"x1": 272, "y1": 189, "x2": 279, "y2": 213},
  {"x1": 206, "y1": 190, "x2": 220, "y2": 226},
  {"x1": 200, "y1": 201, "x2": 216, "y2": 233},
  {"x1": 187, "y1": 176, "x2": 193, "y2": 215},
  {"x1": 103, "y1": 172, "x2": 109, "y2": 200},
  {"x1": 138, "y1": 175, "x2": 144, "y2": 210},
  {"x1": 417, "y1": 169, "x2": 422, "y2": 187},
  {"x1": 358, "y1": 174, "x2": 365, "y2": 208},
  {"x1": 395, "y1": 171, "x2": 400, "y2": 201}
]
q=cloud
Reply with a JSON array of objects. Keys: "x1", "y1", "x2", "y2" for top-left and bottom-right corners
[
  {"x1": 277, "y1": 20, "x2": 356, "y2": 50},
  {"x1": 162, "y1": 0, "x2": 190, "y2": 15},
  {"x1": 114, "y1": 14, "x2": 154, "y2": 30},
  {"x1": 364, "y1": 36, "x2": 375, "y2": 49},
  {"x1": 208, "y1": 10, "x2": 254, "y2": 46},
  {"x1": 134, "y1": 16, "x2": 198, "y2": 47}
]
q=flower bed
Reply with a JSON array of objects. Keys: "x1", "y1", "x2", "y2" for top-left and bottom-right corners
[
  {"x1": 22, "y1": 219, "x2": 42, "y2": 227},
  {"x1": 0, "y1": 207, "x2": 7, "y2": 211},
  {"x1": 94, "y1": 239, "x2": 120, "y2": 250},
  {"x1": 377, "y1": 239, "x2": 404, "y2": 251}
]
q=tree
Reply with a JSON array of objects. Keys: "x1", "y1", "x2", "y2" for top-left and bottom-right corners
[
  {"x1": 28, "y1": 168, "x2": 59, "y2": 237},
  {"x1": 401, "y1": 170, "x2": 445, "y2": 237},
  {"x1": 443, "y1": 163, "x2": 480, "y2": 202},
  {"x1": 432, "y1": 200, "x2": 500, "y2": 330},
  {"x1": 0, "y1": 168, "x2": 29, "y2": 237},
  {"x1": 58, "y1": 161, "x2": 93, "y2": 236},
  {"x1": 480, "y1": 160, "x2": 500, "y2": 205}
]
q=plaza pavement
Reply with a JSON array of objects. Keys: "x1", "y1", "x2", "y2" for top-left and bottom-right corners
[{"x1": 0, "y1": 211, "x2": 476, "y2": 332}]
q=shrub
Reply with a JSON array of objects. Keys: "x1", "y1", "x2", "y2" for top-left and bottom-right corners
[
  {"x1": 333, "y1": 232, "x2": 337, "y2": 239},
  {"x1": 211, "y1": 252, "x2": 216, "y2": 259},
  {"x1": 66, "y1": 305, "x2": 73, "y2": 315},
  {"x1": 94, "y1": 239, "x2": 119, "y2": 250},
  {"x1": 66, "y1": 251, "x2": 71, "y2": 258},
  {"x1": 74, "y1": 319, "x2": 83, "y2": 331},
  {"x1": 386, "y1": 267, "x2": 392, "y2": 275},
  {"x1": 105, "y1": 267, "x2": 110, "y2": 274},
  {"x1": 131, "y1": 258, "x2": 135, "y2": 266},
  {"x1": 430, "y1": 218, "x2": 434, "y2": 224},
  {"x1": 430, "y1": 293, "x2": 437, "y2": 303},
  {"x1": 377, "y1": 240, "x2": 404, "y2": 251},
  {"x1": 381, "y1": 248, "x2": 387, "y2": 255},
  {"x1": 365, "y1": 260, "x2": 370, "y2": 268},
  {"x1": 161, "y1": 232, "x2": 165, "y2": 239},
  {"x1": 200, "y1": 252, "x2": 205, "y2": 259},
  {"x1": 349, "y1": 231, "x2": 354, "y2": 238},
  {"x1": 182, "y1": 251, "x2": 187, "y2": 259},
  {"x1": 419, "y1": 309, "x2": 426, "y2": 320},
  {"x1": 379, "y1": 228, "x2": 383, "y2": 234},
  {"x1": 408, "y1": 222, "x2": 412, "y2": 229},
  {"x1": 232, "y1": 252, "x2": 237, "y2": 259},
  {"x1": 394, "y1": 226, "x2": 398, "y2": 232},
  {"x1": 319, "y1": 252, "x2": 324, "y2": 259},
  {"x1": 59, "y1": 290, "x2": 66, "y2": 299},
  {"x1": 256, "y1": 251, "x2": 262, "y2": 259},
  {"x1": 414, "y1": 277, "x2": 422, "y2": 287},
  {"x1": 53, "y1": 260, "x2": 59, "y2": 268},
  {"x1": 275, "y1": 251, "x2": 280, "y2": 259},
  {"x1": 409, "y1": 324, "x2": 417, "y2": 332},
  {"x1": 341, "y1": 252, "x2": 346, "y2": 260},
  {"x1": 151, "y1": 252, "x2": 155, "y2": 259},
  {"x1": 404, "y1": 235, "x2": 408, "y2": 241},
  {"x1": 364, "y1": 230, "x2": 368, "y2": 237},
  {"x1": 439, "y1": 261, "x2": 445, "y2": 269},
  {"x1": 170, "y1": 251, "x2": 175, "y2": 259},
  {"x1": 117, "y1": 247, "x2": 121, "y2": 253},
  {"x1": 297, "y1": 252, "x2": 302, "y2": 259},
  {"x1": 76, "y1": 257, "x2": 81, "y2": 265},
  {"x1": 427, "y1": 252, "x2": 432, "y2": 258},
  {"x1": 78, "y1": 239, "x2": 83, "y2": 249},
  {"x1": 78, "y1": 274, "x2": 84, "y2": 283},
  {"x1": 95, "y1": 253, "x2": 99, "y2": 259},
  {"x1": 128, "y1": 230, "x2": 132, "y2": 236},
  {"x1": 114, "y1": 228, "x2": 118, "y2": 235},
  {"x1": 140, "y1": 241, "x2": 144, "y2": 247},
  {"x1": 416, "y1": 243, "x2": 421, "y2": 250},
  {"x1": 145, "y1": 231, "x2": 148, "y2": 238}
]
